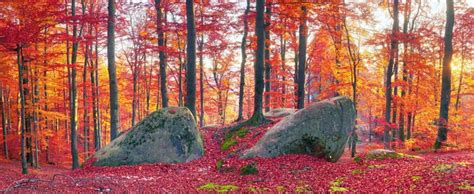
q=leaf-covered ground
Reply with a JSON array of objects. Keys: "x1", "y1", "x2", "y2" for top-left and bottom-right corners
[{"x1": 1, "y1": 119, "x2": 473, "y2": 192}]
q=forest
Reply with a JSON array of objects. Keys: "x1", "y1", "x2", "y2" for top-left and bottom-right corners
[{"x1": 0, "y1": 0, "x2": 473, "y2": 192}]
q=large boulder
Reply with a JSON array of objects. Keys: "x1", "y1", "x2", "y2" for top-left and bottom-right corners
[
  {"x1": 263, "y1": 108, "x2": 295, "y2": 118},
  {"x1": 92, "y1": 107, "x2": 204, "y2": 166},
  {"x1": 242, "y1": 96, "x2": 355, "y2": 162}
]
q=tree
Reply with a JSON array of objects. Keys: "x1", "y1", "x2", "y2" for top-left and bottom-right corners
[
  {"x1": 249, "y1": 0, "x2": 266, "y2": 124},
  {"x1": 69, "y1": 0, "x2": 81, "y2": 170},
  {"x1": 384, "y1": 0, "x2": 399, "y2": 149},
  {"x1": 264, "y1": 2, "x2": 272, "y2": 112},
  {"x1": 185, "y1": 0, "x2": 197, "y2": 117},
  {"x1": 108, "y1": 0, "x2": 120, "y2": 140},
  {"x1": 296, "y1": 5, "x2": 307, "y2": 110},
  {"x1": 434, "y1": 0, "x2": 454, "y2": 150},
  {"x1": 155, "y1": 0, "x2": 169, "y2": 108},
  {"x1": 237, "y1": 0, "x2": 250, "y2": 121},
  {"x1": 0, "y1": 85, "x2": 8, "y2": 159}
]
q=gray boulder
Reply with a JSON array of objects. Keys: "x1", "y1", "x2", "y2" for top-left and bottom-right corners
[
  {"x1": 264, "y1": 108, "x2": 295, "y2": 118},
  {"x1": 242, "y1": 96, "x2": 355, "y2": 162},
  {"x1": 93, "y1": 107, "x2": 204, "y2": 166}
]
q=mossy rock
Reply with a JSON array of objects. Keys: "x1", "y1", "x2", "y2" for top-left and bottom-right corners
[
  {"x1": 92, "y1": 107, "x2": 204, "y2": 166},
  {"x1": 242, "y1": 97, "x2": 356, "y2": 162}
]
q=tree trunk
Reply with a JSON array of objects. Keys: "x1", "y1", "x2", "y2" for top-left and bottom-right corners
[
  {"x1": 94, "y1": 31, "x2": 101, "y2": 150},
  {"x1": 198, "y1": 6, "x2": 205, "y2": 127},
  {"x1": 83, "y1": 42, "x2": 89, "y2": 158},
  {"x1": 384, "y1": 0, "x2": 399, "y2": 149},
  {"x1": 435, "y1": 0, "x2": 454, "y2": 150},
  {"x1": 108, "y1": 0, "x2": 120, "y2": 141},
  {"x1": 249, "y1": 0, "x2": 266, "y2": 124},
  {"x1": 280, "y1": 34, "x2": 286, "y2": 107},
  {"x1": 237, "y1": 0, "x2": 250, "y2": 121},
  {"x1": 455, "y1": 40, "x2": 465, "y2": 111},
  {"x1": 399, "y1": 0, "x2": 411, "y2": 143},
  {"x1": 264, "y1": 3, "x2": 272, "y2": 112},
  {"x1": 0, "y1": 85, "x2": 8, "y2": 159},
  {"x1": 70, "y1": 0, "x2": 80, "y2": 169},
  {"x1": 296, "y1": 6, "x2": 307, "y2": 110},
  {"x1": 17, "y1": 46, "x2": 28, "y2": 174},
  {"x1": 185, "y1": 0, "x2": 197, "y2": 117},
  {"x1": 155, "y1": 0, "x2": 168, "y2": 108}
]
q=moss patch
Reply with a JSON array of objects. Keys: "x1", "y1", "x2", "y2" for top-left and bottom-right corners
[
  {"x1": 351, "y1": 169, "x2": 364, "y2": 175},
  {"x1": 458, "y1": 180, "x2": 474, "y2": 191},
  {"x1": 220, "y1": 127, "x2": 249, "y2": 151},
  {"x1": 411, "y1": 175, "x2": 422, "y2": 182},
  {"x1": 240, "y1": 163, "x2": 258, "y2": 175},
  {"x1": 433, "y1": 163, "x2": 456, "y2": 173},
  {"x1": 197, "y1": 183, "x2": 239, "y2": 193},
  {"x1": 368, "y1": 164, "x2": 385, "y2": 169},
  {"x1": 275, "y1": 185, "x2": 286, "y2": 192},
  {"x1": 329, "y1": 177, "x2": 349, "y2": 192},
  {"x1": 216, "y1": 159, "x2": 224, "y2": 171},
  {"x1": 221, "y1": 138, "x2": 238, "y2": 151}
]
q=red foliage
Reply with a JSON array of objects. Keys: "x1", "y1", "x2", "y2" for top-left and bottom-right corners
[{"x1": 1, "y1": 120, "x2": 473, "y2": 192}]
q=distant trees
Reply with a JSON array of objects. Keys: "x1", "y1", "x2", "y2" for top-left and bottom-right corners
[{"x1": 0, "y1": 0, "x2": 472, "y2": 172}]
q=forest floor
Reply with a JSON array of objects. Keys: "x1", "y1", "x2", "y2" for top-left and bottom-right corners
[{"x1": 0, "y1": 118, "x2": 473, "y2": 192}]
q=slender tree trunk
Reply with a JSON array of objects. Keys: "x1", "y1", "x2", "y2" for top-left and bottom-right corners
[
  {"x1": 293, "y1": 31, "x2": 298, "y2": 107},
  {"x1": 280, "y1": 34, "x2": 286, "y2": 107},
  {"x1": 455, "y1": 42, "x2": 465, "y2": 111},
  {"x1": 435, "y1": 0, "x2": 454, "y2": 150},
  {"x1": 70, "y1": 0, "x2": 80, "y2": 169},
  {"x1": 342, "y1": 2, "x2": 358, "y2": 157},
  {"x1": 83, "y1": 43, "x2": 89, "y2": 158},
  {"x1": 32, "y1": 60, "x2": 39, "y2": 168},
  {"x1": 17, "y1": 46, "x2": 28, "y2": 174},
  {"x1": 264, "y1": 3, "x2": 272, "y2": 112},
  {"x1": 296, "y1": 6, "x2": 307, "y2": 110},
  {"x1": 384, "y1": 0, "x2": 399, "y2": 149},
  {"x1": 185, "y1": 0, "x2": 197, "y2": 117},
  {"x1": 132, "y1": 73, "x2": 138, "y2": 127},
  {"x1": 198, "y1": 5, "x2": 204, "y2": 127},
  {"x1": 94, "y1": 32, "x2": 101, "y2": 149},
  {"x1": 108, "y1": 0, "x2": 120, "y2": 141},
  {"x1": 91, "y1": 38, "x2": 99, "y2": 151},
  {"x1": 399, "y1": 1, "x2": 411, "y2": 143},
  {"x1": 237, "y1": 0, "x2": 250, "y2": 121},
  {"x1": 155, "y1": 0, "x2": 168, "y2": 108},
  {"x1": 0, "y1": 85, "x2": 8, "y2": 159}
]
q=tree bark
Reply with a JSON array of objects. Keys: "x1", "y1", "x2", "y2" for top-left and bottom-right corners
[
  {"x1": 155, "y1": 0, "x2": 168, "y2": 108},
  {"x1": 0, "y1": 85, "x2": 8, "y2": 159},
  {"x1": 264, "y1": 3, "x2": 272, "y2": 112},
  {"x1": 185, "y1": 0, "x2": 197, "y2": 117},
  {"x1": 199, "y1": 5, "x2": 205, "y2": 127},
  {"x1": 17, "y1": 46, "x2": 28, "y2": 174},
  {"x1": 237, "y1": 0, "x2": 250, "y2": 121},
  {"x1": 296, "y1": 5, "x2": 307, "y2": 110},
  {"x1": 384, "y1": 0, "x2": 399, "y2": 149},
  {"x1": 108, "y1": 0, "x2": 120, "y2": 141},
  {"x1": 70, "y1": 0, "x2": 80, "y2": 169},
  {"x1": 399, "y1": 0, "x2": 411, "y2": 143},
  {"x1": 249, "y1": 0, "x2": 266, "y2": 124},
  {"x1": 435, "y1": 0, "x2": 454, "y2": 150}
]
